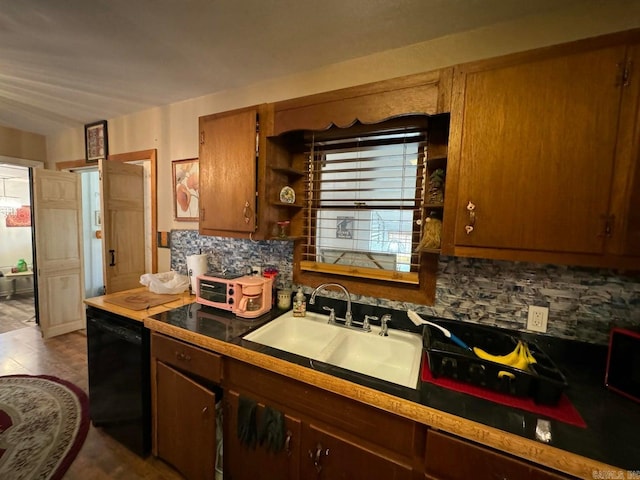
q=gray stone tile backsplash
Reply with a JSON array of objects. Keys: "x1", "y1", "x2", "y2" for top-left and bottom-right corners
[{"x1": 171, "y1": 230, "x2": 640, "y2": 345}]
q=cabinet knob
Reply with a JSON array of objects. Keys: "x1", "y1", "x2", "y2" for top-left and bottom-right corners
[
  {"x1": 465, "y1": 201, "x2": 476, "y2": 234},
  {"x1": 175, "y1": 351, "x2": 191, "y2": 362}
]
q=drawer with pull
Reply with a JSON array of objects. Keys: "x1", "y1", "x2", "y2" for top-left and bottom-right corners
[{"x1": 151, "y1": 332, "x2": 222, "y2": 383}]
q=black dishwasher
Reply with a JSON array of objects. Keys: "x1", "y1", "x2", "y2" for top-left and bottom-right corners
[{"x1": 86, "y1": 306, "x2": 151, "y2": 456}]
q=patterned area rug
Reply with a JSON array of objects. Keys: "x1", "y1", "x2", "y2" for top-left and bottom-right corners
[{"x1": 0, "y1": 375, "x2": 89, "y2": 480}]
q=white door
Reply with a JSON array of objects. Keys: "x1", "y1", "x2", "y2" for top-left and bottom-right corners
[
  {"x1": 100, "y1": 159, "x2": 146, "y2": 293},
  {"x1": 33, "y1": 169, "x2": 86, "y2": 339}
]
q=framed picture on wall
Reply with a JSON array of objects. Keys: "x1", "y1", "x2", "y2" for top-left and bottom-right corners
[
  {"x1": 172, "y1": 158, "x2": 199, "y2": 221},
  {"x1": 85, "y1": 120, "x2": 109, "y2": 162}
]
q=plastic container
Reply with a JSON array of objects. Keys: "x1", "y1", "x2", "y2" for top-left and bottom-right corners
[
  {"x1": 16, "y1": 259, "x2": 27, "y2": 272},
  {"x1": 423, "y1": 319, "x2": 568, "y2": 405}
]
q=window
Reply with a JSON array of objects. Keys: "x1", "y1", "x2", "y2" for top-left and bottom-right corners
[{"x1": 299, "y1": 116, "x2": 431, "y2": 285}]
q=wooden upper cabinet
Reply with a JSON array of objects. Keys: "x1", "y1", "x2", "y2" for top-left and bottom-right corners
[
  {"x1": 442, "y1": 30, "x2": 640, "y2": 267},
  {"x1": 272, "y1": 69, "x2": 453, "y2": 135},
  {"x1": 609, "y1": 42, "x2": 640, "y2": 257},
  {"x1": 199, "y1": 104, "x2": 275, "y2": 239}
]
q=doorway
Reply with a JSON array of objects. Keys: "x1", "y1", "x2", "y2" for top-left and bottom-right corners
[
  {"x1": 0, "y1": 163, "x2": 35, "y2": 334},
  {"x1": 81, "y1": 170, "x2": 104, "y2": 298}
]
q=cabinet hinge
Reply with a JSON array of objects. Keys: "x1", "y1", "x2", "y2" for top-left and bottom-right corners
[
  {"x1": 200, "y1": 131, "x2": 205, "y2": 145},
  {"x1": 616, "y1": 60, "x2": 632, "y2": 87}
]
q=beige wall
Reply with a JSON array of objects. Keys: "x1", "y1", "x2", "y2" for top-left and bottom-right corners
[
  {"x1": 0, "y1": 125, "x2": 46, "y2": 161},
  {"x1": 45, "y1": 0, "x2": 640, "y2": 271}
]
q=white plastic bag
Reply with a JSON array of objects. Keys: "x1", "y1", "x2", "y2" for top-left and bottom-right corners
[{"x1": 140, "y1": 271, "x2": 190, "y2": 294}]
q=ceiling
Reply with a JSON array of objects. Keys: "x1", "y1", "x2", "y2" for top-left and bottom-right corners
[{"x1": 1, "y1": 0, "x2": 589, "y2": 136}]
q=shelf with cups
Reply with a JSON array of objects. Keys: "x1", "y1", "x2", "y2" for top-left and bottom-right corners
[
  {"x1": 270, "y1": 220, "x2": 303, "y2": 242},
  {"x1": 267, "y1": 157, "x2": 306, "y2": 241}
]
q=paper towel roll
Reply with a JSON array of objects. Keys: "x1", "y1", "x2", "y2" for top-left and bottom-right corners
[{"x1": 186, "y1": 254, "x2": 208, "y2": 293}]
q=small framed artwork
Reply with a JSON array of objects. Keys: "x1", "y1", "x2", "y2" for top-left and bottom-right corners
[
  {"x1": 85, "y1": 120, "x2": 109, "y2": 162},
  {"x1": 172, "y1": 158, "x2": 199, "y2": 221}
]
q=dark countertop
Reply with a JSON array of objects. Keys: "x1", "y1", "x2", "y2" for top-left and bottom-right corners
[{"x1": 148, "y1": 301, "x2": 640, "y2": 475}]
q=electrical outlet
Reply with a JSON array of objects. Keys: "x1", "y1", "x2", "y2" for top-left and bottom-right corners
[{"x1": 527, "y1": 305, "x2": 548, "y2": 333}]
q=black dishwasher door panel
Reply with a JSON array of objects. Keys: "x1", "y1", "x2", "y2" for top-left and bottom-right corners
[{"x1": 86, "y1": 307, "x2": 150, "y2": 457}]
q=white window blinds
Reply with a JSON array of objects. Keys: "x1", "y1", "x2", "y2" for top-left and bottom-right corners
[{"x1": 300, "y1": 117, "x2": 430, "y2": 284}]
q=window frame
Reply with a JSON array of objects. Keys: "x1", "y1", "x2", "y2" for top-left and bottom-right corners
[{"x1": 287, "y1": 115, "x2": 446, "y2": 306}]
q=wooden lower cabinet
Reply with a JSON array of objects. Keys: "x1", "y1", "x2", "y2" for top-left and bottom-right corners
[
  {"x1": 151, "y1": 333, "x2": 223, "y2": 480},
  {"x1": 223, "y1": 358, "x2": 419, "y2": 480},
  {"x1": 300, "y1": 423, "x2": 413, "y2": 480},
  {"x1": 149, "y1": 338, "x2": 580, "y2": 480},
  {"x1": 224, "y1": 390, "x2": 301, "y2": 480},
  {"x1": 424, "y1": 430, "x2": 574, "y2": 480},
  {"x1": 156, "y1": 362, "x2": 217, "y2": 480}
]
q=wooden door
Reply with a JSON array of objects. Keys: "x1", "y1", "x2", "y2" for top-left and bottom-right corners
[
  {"x1": 300, "y1": 423, "x2": 413, "y2": 480},
  {"x1": 608, "y1": 43, "x2": 640, "y2": 257},
  {"x1": 224, "y1": 390, "x2": 301, "y2": 480},
  {"x1": 450, "y1": 45, "x2": 626, "y2": 255},
  {"x1": 32, "y1": 169, "x2": 86, "y2": 339},
  {"x1": 199, "y1": 108, "x2": 258, "y2": 235},
  {"x1": 100, "y1": 159, "x2": 145, "y2": 293},
  {"x1": 156, "y1": 362, "x2": 216, "y2": 480}
]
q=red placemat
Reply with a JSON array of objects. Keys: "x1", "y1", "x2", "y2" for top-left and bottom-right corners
[{"x1": 421, "y1": 355, "x2": 586, "y2": 428}]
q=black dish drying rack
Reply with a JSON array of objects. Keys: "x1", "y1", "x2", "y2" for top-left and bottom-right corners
[{"x1": 422, "y1": 319, "x2": 568, "y2": 405}]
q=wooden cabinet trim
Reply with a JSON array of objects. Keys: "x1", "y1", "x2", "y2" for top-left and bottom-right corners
[
  {"x1": 273, "y1": 69, "x2": 452, "y2": 136},
  {"x1": 274, "y1": 70, "x2": 445, "y2": 112},
  {"x1": 453, "y1": 28, "x2": 640, "y2": 75}
]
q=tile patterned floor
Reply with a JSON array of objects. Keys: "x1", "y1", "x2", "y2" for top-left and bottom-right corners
[{"x1": 0, "y1": 293, "x2": 36, "y2": 334}]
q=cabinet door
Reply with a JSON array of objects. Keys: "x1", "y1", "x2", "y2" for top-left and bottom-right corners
[
  {"x1": 199, "y1": 107, "x2": 258, "y2": 234},
  {"x1": 609, "y1": 43, "x2": 640, "y2": 257},
  {"x1": 300, "y1": 423, "x2": 413, "y2": 480},
  {"x1": 450, "y1": 45, "x2": 625, "y2": 255},
  {"x1": 425, "y1": 430, "x2": 572, "y2": 480},
  {"x1": 224, "y1": 390, "x2": 300, "y2": 480},
  {"x1": 156, "y1": 362, "x2": 216, "y2": 480}
]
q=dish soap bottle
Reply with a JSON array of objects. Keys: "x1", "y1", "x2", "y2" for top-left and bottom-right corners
[{"x1": 292, "y1": 288, "x2": 306, "y2": 317}]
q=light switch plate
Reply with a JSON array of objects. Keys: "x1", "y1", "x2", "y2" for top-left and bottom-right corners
[{"x1": 527, "y1": 305, "x2": 548, "y2": 333}]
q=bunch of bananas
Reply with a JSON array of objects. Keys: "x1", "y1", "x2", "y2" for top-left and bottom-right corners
[{"x1": 473, "y1": 340, "x2": 537, "y2": 371}]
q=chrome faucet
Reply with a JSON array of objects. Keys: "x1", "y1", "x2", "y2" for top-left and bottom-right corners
[
  {"x1": 379, "y1": 314, "x2": 391, "y2": 336},
  {"x1": 309, "y1": 283, "x2": 353, "y2": 325}
]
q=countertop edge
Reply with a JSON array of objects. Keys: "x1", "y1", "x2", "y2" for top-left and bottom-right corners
[{"x1": 144, "y1": 316, "x2": 613, "y2": 479}]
